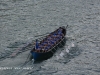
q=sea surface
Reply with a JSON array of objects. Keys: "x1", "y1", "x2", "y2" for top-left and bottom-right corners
[{"x1": 0, "y1": 0, "x2": 100, "y2": 75}]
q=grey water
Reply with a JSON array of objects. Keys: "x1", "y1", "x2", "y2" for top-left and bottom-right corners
[{"x1": 0, "y1": 0, "x2": 100, "y2": 75}]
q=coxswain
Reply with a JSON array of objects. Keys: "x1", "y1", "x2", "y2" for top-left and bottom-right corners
[{"x1": 35, "y1": 39, "x2": 39, "y2": 49}]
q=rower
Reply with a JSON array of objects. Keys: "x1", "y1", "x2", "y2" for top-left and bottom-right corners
[
  {"x1": 35, "y1": 39, "x2": 39, "y2": 50},
  {"x1": 58, "y1": 29, "x2": 62, "y2": 35},
  {"x1": 45, "y1": 45, "x2": 51, "y2": 50}
]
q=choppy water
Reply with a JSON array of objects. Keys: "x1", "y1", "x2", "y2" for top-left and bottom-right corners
[{"x1": 0, "y1": 0, "x2": 100, "y2": 75}]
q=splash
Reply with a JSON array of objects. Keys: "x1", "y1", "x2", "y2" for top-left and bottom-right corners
[{"x1": 56, "y1": 42, "x2": 75, "y2": 60}]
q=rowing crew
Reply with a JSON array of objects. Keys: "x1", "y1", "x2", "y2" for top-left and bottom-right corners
[{"x1": 35, "y1": 28, "x2": 64, "y2": 52}]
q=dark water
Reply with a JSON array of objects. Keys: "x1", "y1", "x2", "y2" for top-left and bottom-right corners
[{"x1": 0, "y1": 0, "x2": 100, "y2": 75}]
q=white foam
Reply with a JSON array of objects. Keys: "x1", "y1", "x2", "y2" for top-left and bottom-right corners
[
  {"x1": 68, "y1": 46, "x2": 71, "y2": 50},
  {"x1": 32, "y1": 59, "x2": 34, "y2": 63},
  {"x1": 66, "y1": 48, "x2": 69, "y2": 53},
  {"x1": 56, "y1": 56, "x2": 60, "y2": 60},
  {"x1": 60, "y1": 52, "x2": 64, "y2": 57},
  {"x1": 71, "y1": 42, "x2": 75, "y2": 47}
]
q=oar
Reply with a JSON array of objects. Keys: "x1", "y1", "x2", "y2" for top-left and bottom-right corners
[
  {"x1": 33, "y1": 25, "x2": 69, "y2": 41},
  {"x1": 34, "y1": 32, "x2": 50, "y2": 37},
  {"x1": 34, "y1": 25, "x2": 68, "y2": 38},
  {"x1": 21, "y1": 33, "x2": 50, "y2": 64},
  {"x1": 20, "y1": 53, "x2": 32, "y2": 65}
]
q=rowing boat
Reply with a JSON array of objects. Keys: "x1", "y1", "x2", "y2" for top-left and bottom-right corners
[{"x1": 30, "y1": 26, "x2": 66, "y2": 61}]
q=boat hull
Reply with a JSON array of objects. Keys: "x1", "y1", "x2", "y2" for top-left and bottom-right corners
[{"x1": 31, "y1": 38, "x2": 66, "y2": 61}]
